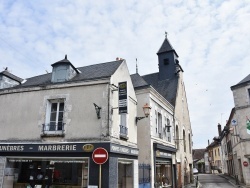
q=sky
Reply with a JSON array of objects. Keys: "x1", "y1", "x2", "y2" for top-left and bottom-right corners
[{"x1": 0, "y1": 0, "x2": 249, "y2": 148}]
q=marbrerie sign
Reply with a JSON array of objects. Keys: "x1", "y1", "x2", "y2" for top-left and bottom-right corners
[{"x1": 0, "y1": 143, "x2": 102, "y2": 153}]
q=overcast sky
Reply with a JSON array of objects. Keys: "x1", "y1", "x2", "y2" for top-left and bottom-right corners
[{"x1": 0, "y1": 0, "x2": 249, "y2": 148}]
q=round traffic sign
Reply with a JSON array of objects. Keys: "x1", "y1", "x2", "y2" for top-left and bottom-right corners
[
  {"x1": 92, "y1": 147, "x2": 108, "y2": 165},
  {"x1": 243, "y1": 161, "x2": 248, "y2": 167}
]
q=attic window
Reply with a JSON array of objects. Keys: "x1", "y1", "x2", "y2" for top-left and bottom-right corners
[
  {"x1": 51, "y1": 55, "x2": 79, "y2": 83},
  {"x1": 163, "y1": 58, "x2": 169, "y2": 65}
]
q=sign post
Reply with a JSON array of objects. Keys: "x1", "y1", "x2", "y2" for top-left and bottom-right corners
[{"x1": 92, "y1": 147, "x2": 109, "y2": 188}]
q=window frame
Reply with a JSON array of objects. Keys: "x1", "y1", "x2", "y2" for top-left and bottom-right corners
[{"x1": 44, "y1": 98, "x2": 65, "y2": 135}]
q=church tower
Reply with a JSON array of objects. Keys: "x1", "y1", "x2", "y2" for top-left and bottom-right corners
[{"x1": 157, "y1": 33, "x2": 182, "y2": 80}]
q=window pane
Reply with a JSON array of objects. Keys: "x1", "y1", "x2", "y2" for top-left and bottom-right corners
[
  {"x1": 58, "y1": 122, "x2": 63, "y2": 130},
  {"x1": 50, "y1": 112, "x2": 57, "y2": 121},
  {"x1": 49, "y1": 122, "x2": 56, "y2": 131},
  {"x1": 120, "y1": 114, "x2": 126, "y2": 126},
  {"x1": 59, "y1": 102, "x2": 64, "y2": 111},
  {"x1": 51, "y1": 103, "x2": 58, "y2": 112},
  {"x1": 58, "y1": 112, "x2": 64, "y2": 121}
]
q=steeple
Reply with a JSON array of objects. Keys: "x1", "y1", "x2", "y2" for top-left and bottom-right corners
[{"x1": 157, "y1": 33, "x2": 181, "y2": 80}]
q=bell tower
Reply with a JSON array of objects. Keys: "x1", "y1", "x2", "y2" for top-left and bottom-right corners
[{"x1": 157, "y1": 33, "x2": 181, "y2": 80}]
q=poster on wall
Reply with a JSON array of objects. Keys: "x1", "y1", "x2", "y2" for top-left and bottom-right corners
[{"x1": 118, "y1": 81, "x2": 127, "y2": 114}]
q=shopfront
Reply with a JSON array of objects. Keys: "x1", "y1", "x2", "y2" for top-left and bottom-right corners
[
  {"x1": 153, "y1": 143, "x2": 176, "y2": 188},
  {"x1": 0, "y1": 142, "x2": 139, "y2": 188}
]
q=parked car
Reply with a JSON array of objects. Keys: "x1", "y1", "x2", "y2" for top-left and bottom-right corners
[{"x1": 193, "y1": 168, "x2": 198, "y2": 175}]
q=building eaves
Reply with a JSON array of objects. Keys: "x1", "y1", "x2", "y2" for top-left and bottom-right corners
[
  {"x1": 2, "y1": 60, "x2": 123, "y2": 90},
  {"x1": 231, "y1": 73, "x2": 250, "y2": 90},
  {"x1": 0, "y1": 70, "x2": 23, "y2": 83}
]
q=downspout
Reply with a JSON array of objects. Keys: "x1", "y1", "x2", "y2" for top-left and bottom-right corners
[{"x1": 107, "y1": 83, "x2": 111, "y2": 139}]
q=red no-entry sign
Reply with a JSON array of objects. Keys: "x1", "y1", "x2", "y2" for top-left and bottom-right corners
[
  {"x1": 243, "y1": 161, "x2": 248, "y2": 167},
  {"x1": 92, "y1": 147, "x2": 108, "y2": 165}
]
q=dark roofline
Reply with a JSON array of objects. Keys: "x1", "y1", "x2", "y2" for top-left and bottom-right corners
[
  {"x1": 231, "y1": 74, "x2": 250, "y2": 90},
  {"x1": 0, "y1": 71, "x2": 23, "y2": 83}
]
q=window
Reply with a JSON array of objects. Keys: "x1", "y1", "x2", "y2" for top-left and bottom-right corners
[
  {"x1": 176, "y1": 126, "x2": 179, "y2": 150},
  {"x1": 248, "y1": 89, "x2": 250, "y2": 102},
  {"x1": 44, "y1": 99, "x2": 65, "y2": 132},
  {"x1": 158, "y1": 113, "x2": 162, "y2": 138},
  {"x1": 188, "y1": 133, "x2": 191, "y2": 153},
  {"x1": 120, "y1": 114, "x2": 128, "y2": 138},
  {"x1": 183, "y1": 130, "x2": 186, "y2": 152},
  {"x1": 166, "y1": 118, "x2": 171, "y2": 142},
  {"x1": 155, "y1": 111, "x2": 158, "y2": 133}
]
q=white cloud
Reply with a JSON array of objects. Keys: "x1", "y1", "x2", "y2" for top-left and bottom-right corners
[{"x1": 0, "y1": 0, "x2": 249, "y2": 148}]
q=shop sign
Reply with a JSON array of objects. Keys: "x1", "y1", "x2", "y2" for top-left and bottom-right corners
[
  {"x1": 92, "y1": 147, "x2": 108, "y2": 165},
  {"x1": 110, "y1": 144, "x2": 139, "y2": 156},
  {"x1": 0, "y1": 143, "x2": 107, "y2": 153},
  {"x1": 155, "y1": 150, "x2": 172, "y2": 158},
  {"x1": 118, "y1": 81, "x2": 127, "y2": 114},
  {"x1": 243, "y1": 161, "x2": 248, "y2": 167},
  {"x1": 82, "y1": 144, "x2": 94, "y2": 152}
]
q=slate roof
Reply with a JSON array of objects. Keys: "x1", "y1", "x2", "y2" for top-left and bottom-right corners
[
  {"x1": 231, "y1": 73, "x2": 250, "y2": 89},
  {"x1": 193, "y1": 149, "x2": 206, "y2": 160},
  {"x1": 130, "y1": 73, "x2": 149, "y2": 88},
  {"x1": 7, "y1": 60, "x2": 123, "y2": 89},
  {"x1": 131, "y1": 72, "x2": 178, "y2": 106},
  {"x1": 157, "y1": 37, "x2": 179, "y2": 57},
  {"x1": 0, "y1": 70, "x2": 23, "y2": 83}
]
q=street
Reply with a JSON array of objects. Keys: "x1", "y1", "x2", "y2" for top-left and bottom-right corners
[{"x1": 198, "y1": 174, "x2": 234, "y2": 188}]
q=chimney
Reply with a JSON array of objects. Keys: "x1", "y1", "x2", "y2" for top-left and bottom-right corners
[
  {"x1": 208, "y1": 140, "x2": 210, "y2": 146},
  {"x1": 218, "y1": 123, "x2": 222, "y2": 136}
]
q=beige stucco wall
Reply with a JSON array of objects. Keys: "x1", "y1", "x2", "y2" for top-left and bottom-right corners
[
  {"x1": 110, "y1": 61, "x2": 138, "y2": 147},
  {"x1": 174, "y1": 73, "x2": 193, "y2": 186},
  {"x1": 136, "y1": 86, "x2": 175, "y2": 186},
  {"x1": 0, "y1": 61, "x2": 138, "y2": 147},
  {"x1": 0, "y1": 81, "x2": 110, "y2": 141}
]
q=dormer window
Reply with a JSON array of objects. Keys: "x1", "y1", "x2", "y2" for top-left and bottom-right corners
[{"x1": 51, "y1": 55, "x2": 79, "y2": 83}]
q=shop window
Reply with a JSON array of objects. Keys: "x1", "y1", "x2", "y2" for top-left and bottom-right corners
[
  {"x1": 6, "y1": 158, "x2": 88, "y2": 188},
  {"x1": 43, "y1": 99, "x2": 65, "y2": 134},
  {"x1": 118, "y1": 160, "x2": 133, "y2": 188},
  {"x1": 155, "y1": 161, "x2": 172, "y2": 187}
]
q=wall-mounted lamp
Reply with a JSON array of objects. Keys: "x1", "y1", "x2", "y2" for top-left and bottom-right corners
[
  {"x1": 135, "y1": 103, "x2": 151, "y2": 124},
  {"x1": 93, "y1": 103, "x2": 102, "y2": 119}
]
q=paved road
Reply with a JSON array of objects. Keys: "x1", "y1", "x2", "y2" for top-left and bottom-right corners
[{"x1": 198, "y1": 174, "x2": 234, "y2": 188}]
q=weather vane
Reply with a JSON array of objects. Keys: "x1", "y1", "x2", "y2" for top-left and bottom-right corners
[{"x1": 165, "y1": 31, "x2": 168, "y2": 38}]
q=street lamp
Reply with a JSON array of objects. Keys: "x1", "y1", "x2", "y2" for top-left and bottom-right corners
[
  {"x1": 135, "y1": 103, "x2": 151, "y2": 124},
  {"x1": 93, "y1": 103, "x2": 102, "y2": 119}
]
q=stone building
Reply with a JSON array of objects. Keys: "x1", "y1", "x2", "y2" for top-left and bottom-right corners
[
  {"x1": 230, "y1": 74, "x2": 250, "y2": 187},
  {"x1": 0, "y1": 57, "x2": 139, "y2": 188},
  {"x1": 131, "y1": 36, "x2": 193, "y2": 188}
]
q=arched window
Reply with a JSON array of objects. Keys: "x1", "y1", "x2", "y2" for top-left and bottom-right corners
[
  {"x1": 188, "y1": 133, "x2": 191, "y2": 153},
  {"x1": 183, "y1": 130, "x2": 186, "y2": 152},
  {"x1": 176, "y1": 125, "x2": 179, "y2": 149}
]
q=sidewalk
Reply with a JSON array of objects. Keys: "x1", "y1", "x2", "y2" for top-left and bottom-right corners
[{"x1": 218, "y1": 173, "x2": 247, "y2": 188}]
